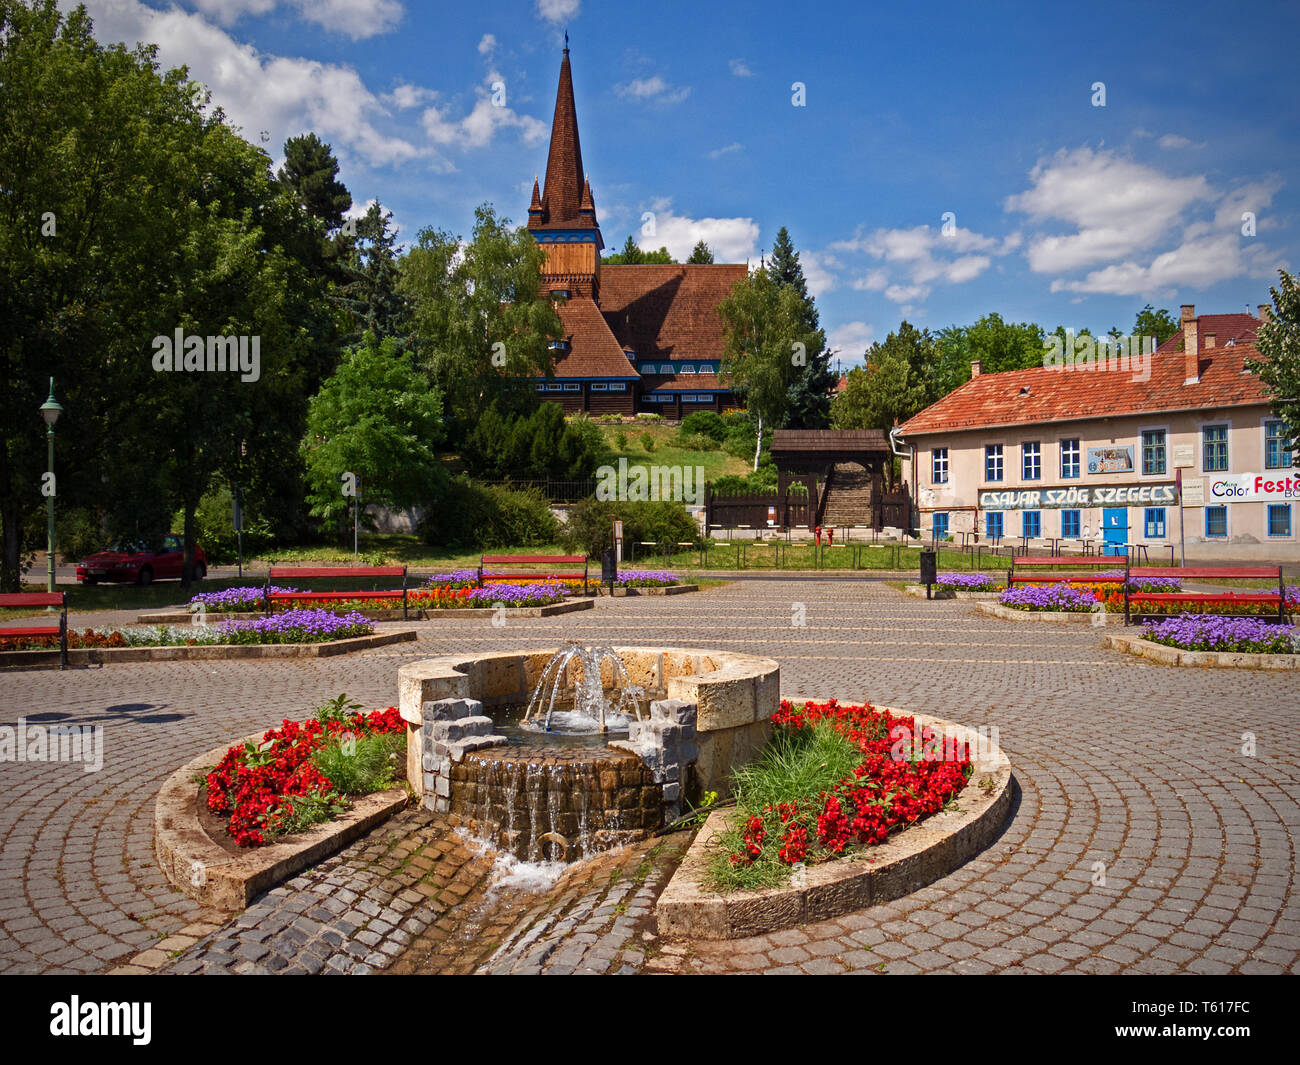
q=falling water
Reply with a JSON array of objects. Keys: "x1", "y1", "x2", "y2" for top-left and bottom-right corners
[{"x1": 521, "y1": 643, "x2": 646, "y2": 734}]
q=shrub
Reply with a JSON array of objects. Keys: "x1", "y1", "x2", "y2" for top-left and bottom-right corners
[
  {"x1": 419, "y1": 479, "x2": 559, "y2": 548},
  {"x1": 560, "y1": 499, "x2": 700, "y2": 557},
  {"x1": 673, "y1": 431, "x2": 721, "y2": 452},
  {"x1": 615, "y1": 431, "x2": 628, "y2": 450},
  {"x1": 54, "y1": 507, "x2": 105, "y2": 563},
  {"x1": 462, "y1": 403, "x2": 610, "y2": 480},
  {"x1": 680, "y1": 410, "x2": 728, "y2": 442},
  {"x1": 641, "y1": 432, "x2": 656, "y2": 453},
  {"x1": 312, "y1": 731, "x2": 407, "y2": 795},
  {"x1": 174, "y1": 482, "x2": 274, "y2": 564},
  {"x1": 635, "y1": 412, "x2": 662, "y2": 422}
]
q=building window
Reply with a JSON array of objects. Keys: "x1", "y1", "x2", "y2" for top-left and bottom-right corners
[
  {"x1": 590, "y1": 383, "x2": 608, "y2": 391},
  {"x1": 1022, "y1": 511, "x2": 1041, "y2": 538},
  {"x1": 1061, "y1": 510, "x2": 1081, "y2": 539},
  {"x1": 535, "y1": 383, "x2": 546, "y2": 392},
  {"x1": 660, "y1": 364, "x2": 674, "y2": 374},
  {"x1": 1141, "y1": 429, "x2": 1166, "y2": 475},
  {"x1": 562, "y1": 382, "x2": 580, "y2": 392},
  {"x1": 545, "y1": 384, "x2": 563, "y2": 392},
  {"x1": 1202, "y1": 424, "x2": 1228, "y2": 472},
  {"x1": 932, "y1": 448, "x2": 949, "y2": 485},
  {"x1": 640, "y1": 364, "x2": 655, "y2": 375},
  {"x1": 680, "y1": 364, "x2": 696, "y2": 374},
  {"x1": 548, "y1": 339, "x2": 570, "y2": 352},
  {"x1": 608, "y1": 383, "x2": 626, "y2": 392},
  {"x1": 1268, "y1": 504, "x2": 1292, "y2": 537},
  {"x1": 1060, "y1": 439, "x2": 1080, "y2": 479},
  {"x1": 699, "y1": 364, "x2": 715, "y2": 374},
  {"x1": 985, "y1": 512, "x2": 1004, "y2": 539},
  {"x1": 985, "y1": 444, "x2": 1004, "y2": 483},
  {"x1": 1144, "y1": 508, "x2": 1166, "y2": 538},
  {"x1": 1205, "y1": 505, "x2": 1227, "y2": 538},
  {"x1": 932, "y1": 512, "x2": 949, "y2": 540},
  {"x1": 1022, "y1": 441, "x2": 1041, "y2": 481},
  {"x1": 1265, "y1": 420, "x2": 1293, "y2": 469}
]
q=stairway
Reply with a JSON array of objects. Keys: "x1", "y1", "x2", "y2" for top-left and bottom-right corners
[{"x1": 820, "y1": 462, "x2": 875, "y2": 527}]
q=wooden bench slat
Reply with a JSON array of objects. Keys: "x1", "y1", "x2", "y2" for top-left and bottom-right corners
[
  {"x1": 269, "y1": 590, "x2": 404, "y2": 600},
  {"x1": 481, "y1": 556, "x2": 586, "y2": 564},
  {"x1": 1129, "y1": 592, "x2": 1282, "y2": 603},
  {"x1": 268, "y1": 566, "x2": 405, "y2": 579},
  {"x1": 0, "y1": 626, "x2": 63, "y2": 637},
  {"x1": 1128, "y1": 567, "x2": 1281, "y2": 580},
  {"x1": 1011, "y1": 557, "x2": 1120, "y2": 566},
  {"x1": 0, "y1": 593, "x2": 66, "y2": 607}
]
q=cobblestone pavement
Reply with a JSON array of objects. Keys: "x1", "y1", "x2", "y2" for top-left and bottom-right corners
[{"x1": 1, "y1": 580, "x2": 1297, "y2": 974}]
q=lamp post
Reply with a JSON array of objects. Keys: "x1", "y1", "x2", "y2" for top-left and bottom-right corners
[{"x1": 40, "y1": 379, "x2": 63, "y2": 595}]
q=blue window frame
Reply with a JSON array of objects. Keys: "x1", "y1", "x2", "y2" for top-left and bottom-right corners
[
  {"x1": 590, "y1": 383, "x2": 608, "y2": 391},
  {"x1": 985, "y1": 444, "x2": 1004, "y2": 482},
  {"x1": 985, "y1": 512, "x2": 1004, "y2": 539},
  {"x1": 932, "y1": 448, "x2": 949, "y2": 485},
  {"x1": 1144, "y1": 508, "x2": 1166, "y2": 538},
  {"x1": 1265, "y1": 421, "x2": 1293, "y2": 469},
  {"x1": 1205, "y1": 505, "x2": 1227, "y2": 537},
  {"x1": 1202, "y1": 424, "x2": 1228, "y2": 472},
  {"x1": 1022, "y1": 442, "x2": 1041, "y2": 481},
  {"x1": 1268, "y1": 504, "x2": 1292, "y2": 537},
  {"x1": 932, "y1": 512, "x2": 949, "y2": 540},
  {"x1": 1061, "y1": 510, "x2": 1081, "y2": 538},
  {"x1": 562, "y1": 382, "x2": 580, "y2": 391},
  {"x1": 1141, "y1": 430, "x2": 1166, "y2": 475},
  {"x1": 609, "y1": 383, "x2": 626, "y2": 392},
  {"x1": 1061, "y1": 439, "x2": 1080, "y2": 479},
  {"x1": 1022, "y1": 511, "x2": 1041, "y2": 538}
]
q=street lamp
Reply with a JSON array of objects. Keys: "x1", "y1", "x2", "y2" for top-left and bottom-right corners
[{"x1": 40, "y1": 379, "x2": 63, "y2": 595}]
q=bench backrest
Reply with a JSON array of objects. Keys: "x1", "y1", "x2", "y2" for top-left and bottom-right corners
[
  {"x1": 481, "y1": 555, "x2": 586, "y2": 565},
  {"x1": 0, "y1": 592, "x2": 65, "y2": 607},
  {"x1": 1128, "y1": 566, "x2": 1281, "y2": 580},
  {"x1": 1012, "y1": 557, "x2": 1117, "y2": 567},
  {"x1": 268, "y1": 566, "x2": 405, "y2": 580}
]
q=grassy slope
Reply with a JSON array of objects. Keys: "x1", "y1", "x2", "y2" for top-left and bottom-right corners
[{"x1": 593, "y1": 421, "x2": 752, "y2": 482}]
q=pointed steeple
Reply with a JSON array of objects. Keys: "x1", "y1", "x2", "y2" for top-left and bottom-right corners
[
  {"x1": 578, "y1": 174, "x2": 595, "y2": 220},
  {"x1": 528, "y1": 175, "x2": 544, "y2": 222},
  {"x1": 538, "y1": 45, "x2": 589, "y2": 228}
]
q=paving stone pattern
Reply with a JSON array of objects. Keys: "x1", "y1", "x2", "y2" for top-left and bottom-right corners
[{"x1": 1, "y1": 581, "x2": 1297, "y2": 974}]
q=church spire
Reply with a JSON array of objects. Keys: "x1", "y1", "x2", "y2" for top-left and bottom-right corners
[{"x1": 536, "y1": 44, "x2": 590, "y2": 229}]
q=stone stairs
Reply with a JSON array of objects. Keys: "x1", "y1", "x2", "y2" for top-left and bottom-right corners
[{"x1": 820, "y1": 462, "x2": 874, "y2": 527}]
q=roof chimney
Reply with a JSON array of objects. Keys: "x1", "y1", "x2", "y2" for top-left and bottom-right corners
[
  {"x1": 1258, "y1": 303, "x2": 1273, "y2": 323},
  {"x1": 1180, "y1": 304, "x2": 1196, "y2": 323},
  {"x1": 1183, "y1": 317, "x2": 1200, "y2": 384},
  {"x1": 1204, "y1": 333, "x2": 1216, "y2": 349},
  {"x1": 970, "y1": 360, "x2": 981, "y2": 378}
]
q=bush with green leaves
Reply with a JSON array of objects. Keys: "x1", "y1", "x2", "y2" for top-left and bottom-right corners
[
  {"x1": 680, "y1": 410, "x2": 728, "y2": 442},
  {"x1": 462, "y1": 403, "x2": 610, "y2": 481},
  {"x1": 560, "y1": 499, "x2": 700, "y2": 557},
  {"x1": 673, "y1": 431, "x2": 721, "y2": 452},
  {"x1": 419, "y1": 479, "x2": 559, "y2": 548},
  {"x1": 173, "y1": 482, "x2": 275, "y2": 564},
  {"x1": 615, "y1": 431, "x2": 628, "y2": 449},
  {"x1": 641, "y1": 432, "x2": 656, "y2": 453},
  {"x1": 312, "y1": 731, "x2": 407, "y2": 795}
]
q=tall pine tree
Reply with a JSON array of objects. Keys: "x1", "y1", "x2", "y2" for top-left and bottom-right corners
[{"x1": 768, "y1": 227, "x2": 834, "y2": 428}]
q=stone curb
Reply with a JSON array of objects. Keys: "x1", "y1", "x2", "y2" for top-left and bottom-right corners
[
  {"x1": 976, "y1": 601, "x2": 1102, "y2": 623},
  {"x1": 137, "y1": 599, "x2": 597, "y2": 624},
  {"x1": 902, "y1": 585, "x2": 1002, "y2": 600},
  {"x1": 0, "y1": 628, "x2": 417, "y2": 668},
  {"x1": 1103, "y1": 632, "x2": 1300, "y2": 670},
  {"x1": 154, "y1": 729, "x2": 411, "y2": 911},
  {"x1": 655, "y1": 709, "x2": 1013, "y2": 940},
  {"x1": 598, "y1": 584, "x2": 700, "y2": 597}
]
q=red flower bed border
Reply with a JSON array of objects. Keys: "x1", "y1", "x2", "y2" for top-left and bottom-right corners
[{"x1": 726, "y1": 699, "x2": 972, "y2": 870}]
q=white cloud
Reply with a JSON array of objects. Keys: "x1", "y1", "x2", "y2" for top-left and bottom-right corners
[
  {"x1": 800, "y1": 251, "x2": 838, "y2": 298},
  {"x1": 477, "y1": 33, "x2": 497, "y2": 55},
  {"x1": 1005, "y1": 146, "x2": 1213, "y2": 273},
  {"x1": 639, "y1": 200, "x2": 758, "y2": 262},
  {"x1": 289, "y1": 0, "x2": 404, "y2": 39},
  {"x1": 830, "y1": 223, "x2": 1009, "y2": 303},
  {"x1": 850, "y1": 269, "x2": 888, "y2": 291},
  {"x1": 421, "y1": 74, "x2": 546, "y2": 150},
  {"x1": 536, "y1": 0, "x2": 580, "y2": 23},
  {"x1": 729, "y1": 58, "x2": 753, "y2": 77},
  {"x1": 1157, "y1": 133, "x2": 1205, "y2": 150},
  {"x1": 708, "y1": 142, "x2": 743, "y2": 159},
  {"x1": 1008, "y1": 147, "x2": 1287, "y2": 295},
  {"x1": 185, "y1": 0, "x2": 277, "y2": 25},
  {"x1": 615, "y1": 76, "x2": 690, "y2": 105},
  {"x1": 383, "y1": 82, "x2": 436, "y2": 109},
  {"x1": 827, "y1": 321, "x2": 876, "y2": 359},
  {"x1": 83, "y1": 1, "x2": 421, "y2": 167}
]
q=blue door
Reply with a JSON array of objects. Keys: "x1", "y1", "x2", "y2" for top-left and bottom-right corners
[{"x1": 1102, "y1": 508, "x2": 1128, "y2": 556}]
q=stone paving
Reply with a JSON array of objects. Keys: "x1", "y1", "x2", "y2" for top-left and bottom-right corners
[{"x1": 0, "y1": 580, "x2": 1297, "y2": 974}]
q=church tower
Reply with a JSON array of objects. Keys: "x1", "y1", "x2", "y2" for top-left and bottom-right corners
[{"x1": 527, "y1": 43, "x2": 603, "y2": 298}]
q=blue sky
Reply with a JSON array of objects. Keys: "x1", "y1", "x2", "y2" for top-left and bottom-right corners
[{"x1": 77, "y1": 0, "x2": 1299, "y2": 367}]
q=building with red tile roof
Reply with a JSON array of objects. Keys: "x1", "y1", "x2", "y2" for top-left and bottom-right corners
[
  {"x1": 526, "y1": 47, "x2": 742, "y2": 417},
  {"x1": 897, "y1": 305, "x2": 1298, "y2": 560}
]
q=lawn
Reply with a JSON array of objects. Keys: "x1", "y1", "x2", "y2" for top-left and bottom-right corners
[{"x1": 594, "y1": 420, "x2": 752, "y2": 482}]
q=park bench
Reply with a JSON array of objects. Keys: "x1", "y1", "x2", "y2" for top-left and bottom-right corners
[
  {"x1": 1123, "y1": 565, "x2": 1288, "y2": 625},
  {"x1": 479, "y1": 555, "x2": 591, "y2": 595},
  {"x1": 1007, "y1": 556, "x2": 1121, "y2": 586},
  {"x1": 265, "y1": 566, "x2": 410, "y2": 619},
  {"x1": 0, "y1": 592, "x2": 68, "y2": 669}
]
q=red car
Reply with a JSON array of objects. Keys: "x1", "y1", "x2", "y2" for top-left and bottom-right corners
[{"x1": 76, "y1": 534, "x2": 207, "y2": 585}]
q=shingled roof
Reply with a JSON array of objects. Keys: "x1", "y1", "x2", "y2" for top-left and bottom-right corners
[
  {"x1": 529, "y1": 47, "x2": 597, "y2": 232},
  {"x1": 550, "y1": 297, "x2": 637, "y2": 379},
  {"x1": 1156, "y1": 313, "x2": 1259, "y2": 353},
  {"x1": 599, "y1": 264, "x2": 745, "y2": 364},
  {"x1": 899, "y1": 343, "x2": 1270, "y2": 437}
]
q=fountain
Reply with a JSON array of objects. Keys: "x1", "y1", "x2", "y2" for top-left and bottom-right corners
[{"x1": 398, "y1": 646, "x2": 781, "y2": 865}]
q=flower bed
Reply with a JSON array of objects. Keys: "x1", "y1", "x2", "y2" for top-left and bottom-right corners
[
  {"x1": 708, "y1": 699, "x2": 971, "y2": 893},
  {"x1": 936, "y1": 572, "x2": 1001, "y2": 590},
  {"x1": 190, "y1": 586, "x2": 299, "y2": 613},
  {"x1": 204, "y1": 698, "x2": 406, "y2": 847},
  {"x1": 615, "y1": 570, "x2": 678, "y2": 588},
  {"x1": 1138, "y1": 615, "x2": 1298, "y2": 654},
  {"x1": 998, "y1": 584, "x2": 1099, "y2": 612}
]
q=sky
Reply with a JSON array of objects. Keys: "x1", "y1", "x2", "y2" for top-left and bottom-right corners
[{"x1": 71, "y1": 0, "x2": 1300, "y2": 368}]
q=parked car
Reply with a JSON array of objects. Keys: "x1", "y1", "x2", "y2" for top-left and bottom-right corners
[{"x1": 76, "y1": 535, "x2": 207, "y2": 585}]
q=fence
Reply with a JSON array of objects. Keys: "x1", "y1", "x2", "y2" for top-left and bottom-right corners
[{"x1": 477, "y1": 479, "x2": 597, "y2": 503}]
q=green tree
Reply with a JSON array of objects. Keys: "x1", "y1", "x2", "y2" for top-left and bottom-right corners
[
  {"x1": 1247, "y1": 271, "x2": 1300, "y2": 453},
  {"x1": 400, "y1": 205, "x2": 563, "y2": 431},
  {"x1": 932, "y1": 313, "x2": 1045, "y2": 398},
  {"x1": 718, "y1": 266, "x2": 818, "y2": 469},
  {"x1": 278, "y1": 132, "x2": 351, "y2": 232},
  {"x1": 301, "y1": 334, "x2": 446, "y2": 530},
  {"x1": 1128, "y1": 304, "x2": 1179, "y2": 345},
  {"x1": 766, "y1": 226, "x2": 835, "y2": 429},
  {"x1": 686, "y1": 240, "x2": 714, "y2": 264},
  {"x1": 600, "y1": 235, "x2": 675, "y2": 265},
  {"x1": 335, "y1": 200, "x2": 409, "y2": 347},
  {"x1": 831, "y1": 324, "x2": 928, "y2": 435}
]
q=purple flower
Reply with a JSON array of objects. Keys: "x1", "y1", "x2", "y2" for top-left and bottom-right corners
[
  {"x1": 190, "y1": 586, "x2": 299, "y2": 611},
  {"x1": 999, "y1": 584, "x2": 1098, "y2": 612},
  {"x1": 216, "y1": 608, "x2": 373, "y2": 644},
  {"x1": 936, "y1": 573, "x2": 999, "y2": 589},
  {"x1": 464, "y1": 584, "x2": 570, "y2": 606},
  {"x1": 1140, "y1": 614, "x2": 1298, "y2": 654},
  {"x1": 615, "y1": 570, "x2": 678, "y2": 587}
]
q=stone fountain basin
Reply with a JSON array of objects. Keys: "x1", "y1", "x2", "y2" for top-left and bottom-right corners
[{"x1": 398, "y1": 647, "x2": 780, "y2": 801}]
